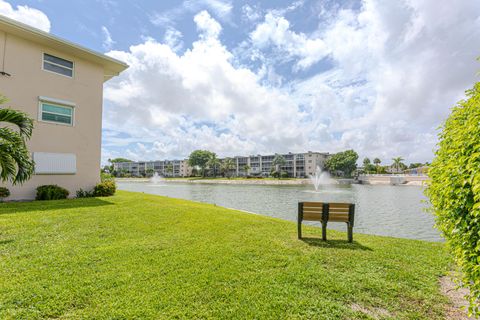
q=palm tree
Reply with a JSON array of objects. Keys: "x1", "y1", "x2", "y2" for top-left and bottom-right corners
[
  {"x1": 0, "y1": 95, "x2": 34, "y2": 184},
  {"x1": 392, "y1": 157, "x2": 404, "y2": 173},
  {"x1": 165, "y1": 163, "x2": 174, "y2": 177},
  {"x1": 243, "y1": 164, "x2": 251, "y2": 176},
  {"x1": 373, "y1": 158, "x2": 381, "y2": 166},
  {"x1": 206, "y1": 154, "x2": 220, "y2": 177},
  {"x1": 272, "y1": 154, "x2": 286, "y2": 179},
  {"x1": 221, "y1": 158, "x2": 236, "y2": 178}
]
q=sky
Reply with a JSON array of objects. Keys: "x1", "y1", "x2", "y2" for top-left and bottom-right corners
[{"x1": 2, "y1": 0, "x2": 480, "y2": 165}]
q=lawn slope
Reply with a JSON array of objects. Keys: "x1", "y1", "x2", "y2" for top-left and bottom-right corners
[{"x1": 0, "y1": 191, "x2": 450, "y2": 319}]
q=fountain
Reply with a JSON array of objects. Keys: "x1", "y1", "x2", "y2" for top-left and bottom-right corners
[
  {"x1": 149, "y1": 172, "x2": 164, "y2": 184},
  {"x1": 309, "y1": 166, "x2": 337, "y2": 191}
]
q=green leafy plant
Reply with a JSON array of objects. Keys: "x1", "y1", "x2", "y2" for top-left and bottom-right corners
[
  {"x1": 36, "y1": 185, "x2": 69, "y2": 200},
  {"x1": 325, "y1": 150, "x2": 358, "y2": 177},
  {"x1": 425, "y1": 82, "x2": 480, "y2": 316},
  {"x1": 0, "y1": 187, "x2": 10, "y2": 201},
  {"x1": 76, "y1": 188, "x2": 95, "y2": 198},
  {"x1": 93, "y1": 181, "x2": 116, "y2": 197},
  {"x1": 0, "y1": 95, "x2": 35, "y2": 185}
]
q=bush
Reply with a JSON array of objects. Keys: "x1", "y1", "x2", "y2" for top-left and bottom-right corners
[
  {"x1": 426, "y1": 82, "x2": 480, "y2": 316},
  {"x1": 0, "y1": 187, "x2": 10, "y2": 200},
  {"x1": 93, "y1": 181, "x2": 116, "y2": 197},
  {"x1": 36, "y1": 185, "x2": 69, "y2": 200},
  {"x1": 280, "y1": 171, "x2": 289, "y2": 178},
  {"x1": 76, "y1": 188, "x2": 94, "y2": 198}
]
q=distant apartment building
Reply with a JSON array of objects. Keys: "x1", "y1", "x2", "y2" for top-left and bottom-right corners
[
  {"x1": 0, "y1": 15, "x2": 127, "y2": 200},
  {"x1": 114, "y1": 151, "x2": 330, "y2": 178},
  {"x1": 114, "y1": 159, "x2": 192, "y2": 177}
]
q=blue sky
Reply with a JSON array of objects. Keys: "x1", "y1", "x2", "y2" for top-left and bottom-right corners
[{"x1": 2, "y1": 0, "x2": 480, "y2": 165}]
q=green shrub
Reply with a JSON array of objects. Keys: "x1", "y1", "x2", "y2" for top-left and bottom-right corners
[
  {"x1": 93, "y1": 181, "x2": 116, "y2": 197},
  {"x1": 76, "y1": 188, "x2": 94, "y2": 198},
  {"x1": 426, "y1": 82, "x2": 480, "y2": 316},
  {"x1": 36, "y1": 185, "x2": 69, "y2": 200},
  {"x1": 100, "y1": 172, "x2": 114, "y2": 182},
  {"x1": 0, "y1": 187, "x2": 10, "y2": 200}
]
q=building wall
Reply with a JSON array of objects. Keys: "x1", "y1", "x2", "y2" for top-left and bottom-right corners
[
  {"x1": 0, "y1": 31, "x2": 105, "y2": 200},
  {"x1": 114, "y1": 152, "x2": 330, "y2": 178}
]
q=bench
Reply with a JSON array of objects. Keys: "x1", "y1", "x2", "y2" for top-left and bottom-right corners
[{"x1": 298, "y1": 202, "x2": 355, "y2": 242}]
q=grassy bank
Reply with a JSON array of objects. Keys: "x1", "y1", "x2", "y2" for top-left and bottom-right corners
[{"x1": 0, "y1": 191, "x2": 450, "y2": 319}]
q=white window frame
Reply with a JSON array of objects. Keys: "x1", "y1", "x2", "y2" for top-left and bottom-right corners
[
  {"x1": 38, "y1": 97, "x2": 76, "y2": 127},
  {"x1": 42, "y1": 52, "x2": 75, "y2": 78}
]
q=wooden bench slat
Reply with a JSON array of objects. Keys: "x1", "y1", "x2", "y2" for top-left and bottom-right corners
[
  {"x1": 301, "y1": 202, "x2": 324, "y2": 207},
  {"x1": 303, "y1": 214, "x2": 322, "y2": 221}
]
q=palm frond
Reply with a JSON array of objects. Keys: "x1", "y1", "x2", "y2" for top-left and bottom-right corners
[{"x1": 0, "y1": 108, "x2": 34, "y2": 139}]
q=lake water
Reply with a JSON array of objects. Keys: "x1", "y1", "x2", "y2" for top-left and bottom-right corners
[{"x1": 117, "y1": 181, "x2": 442, "y2": 242}]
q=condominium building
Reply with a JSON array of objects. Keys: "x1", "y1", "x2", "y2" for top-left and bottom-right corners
[
  {"x1": 114, "y1": 151, "x2": 330, "y2": 178},
  {"x1": 0, "y1": 15, "x2": 128, "y2": 200},
  {"x1": 114, "y1": 159, "x2": 192, "y2": 177}
]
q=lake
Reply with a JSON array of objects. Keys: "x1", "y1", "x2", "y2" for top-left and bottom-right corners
[{"x1": 117, "y1": 181, "x2": 442, "y2": 242}]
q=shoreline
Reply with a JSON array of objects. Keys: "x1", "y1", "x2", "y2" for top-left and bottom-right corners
[{"x1": 116, "y1": 177, "x2": 313, "y2": 185}]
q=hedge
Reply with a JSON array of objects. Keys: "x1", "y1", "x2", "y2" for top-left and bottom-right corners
[{"x1": 426, "y1": 82, "x2": 480, "y2": 315}]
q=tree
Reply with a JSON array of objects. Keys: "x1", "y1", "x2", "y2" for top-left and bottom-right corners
[
  {"x1": 206, "y1": 154, "x2": 220, "y2": 177},
  {"x1": 391, "y1": 157, "x2": 405, "y2": 173},
  {"x1": 373, "y1": 158, "x2": 381, "y2": 165},
  {"x1": 426, "y1": 82, "x2": 480, "y2": 316},
  {"x1": 363, "y1": 157, "x2": 371, "y2": 167},
  {"x1": 0, "y1": 96, "x2": 34, "y2": 184},
  {"x1": 409, "y1": 162, "x2": 424, "y2": 169},
  {"x1": 188, "y1": 150, "x2": 215, "y2": 177},
  {"x1": 106, "y1": 158, "x2": 132, "y2": 173},
  {"x1": 221, "y1": 158, "x2": 236, "y2": 178},
  {"x1": 272, "y1": 154, "x2": 286, "y2": 179},
  {"x1": 243, "y1": 164, "x2": 251, "y2": 176},
  {"x1": 165, "y1": 163, "x2": 174, "y2": 177},
  {"x1": 146, "y1": 168, "x2": 155, "y2": 177},
  {"x1": 325, "y1": 150, "x2": 358, "y2": 177}
]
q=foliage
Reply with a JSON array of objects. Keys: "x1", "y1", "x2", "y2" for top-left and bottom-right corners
[
  {"x1": 93, "y1": 181, "x2": 116, "y2": 197},
  {"x1": 108, "y1": 158, "x2": 132, "y2": 163},
  {"x1": 425, "y1": 82, "x2": 480, "y2": 316},
  {"x1": 165, "y1": 164, "x2": 174, "y2": 177},
  {"x1": 373, "y1": 158, "x2": 381, "y2": 165},
  {"x1": 325, "y1": 150, "x2": 358, "y2": 177},
  {"x1": 221, "y1": 157, "x2": 235, "y2": 178},
  {"x1": 362, "y1": 157, "x2": 371, "y2": 167},
  {"x1": 0, "y1": 186, "x2": 10, "y2": 199},
  {"x1": 272, "y1": 154, "x2": 287, "y2": 179},
  {"x1": 188, "y1": 150, "x2": 216, "y2": 177},
  {"x1": 0, "y1": 95, "x2": 35, "y2": 185},
  {"x1": 76, "y1": 188, "x2": 95, "y2": 198},
  {"x1": 409, "y1": 162, "x2": 424, "y2": 169},
  {"x1": 35, "y1": 185, "x2": 69, "y2": 200},
  {"x1": 101, "y1": 172, "x2": 114, "y2": 182},
  {"x1": 391, "y1": 157, "x2": 405, "y2": 172},
  {"x1": 363, "y1": 164, "x2": 376, "y2": 173}
]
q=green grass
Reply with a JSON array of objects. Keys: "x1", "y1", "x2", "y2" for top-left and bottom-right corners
[{"x1": 0, "y1": 191, "x2": 450, "y2": 319}]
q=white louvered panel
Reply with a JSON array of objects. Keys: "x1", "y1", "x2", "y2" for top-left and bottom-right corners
[{"x1": 33, "y1": 152, "x2": 76, "y2": 174}]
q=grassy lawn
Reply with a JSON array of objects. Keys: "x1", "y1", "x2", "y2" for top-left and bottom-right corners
[{"x1": 0, "y1": 191, "x2": 450, "y2": 319}]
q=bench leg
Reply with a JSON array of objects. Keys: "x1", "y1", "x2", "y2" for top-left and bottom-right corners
[
  {"x1": 298, "y1": 221, "x2": 302, "y2": 239},
  {"x1": 347, "y1": 223, "x2": 353, "y2": 243},
  {"x1": 322, "y1": 222, "x2": 327, "y2": 241}
]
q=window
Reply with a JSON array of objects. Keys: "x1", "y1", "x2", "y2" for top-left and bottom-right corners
[
  {"x1": 40, "y1": 102, "x2": 74, "y2": 125},
  {"x1": 43, "y1": 53, "x2": 74, "y2": 77}
]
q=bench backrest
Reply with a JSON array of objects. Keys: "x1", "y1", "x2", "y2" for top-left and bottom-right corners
[{"x1": 299, "y1": 202, "x2": 354, "y2": 224}]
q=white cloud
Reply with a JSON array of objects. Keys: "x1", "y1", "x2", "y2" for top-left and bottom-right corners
[
  {"x1": 0, "y1": 0, "x2": 50, "y2": 32},
  {"x1": 151, "y1": 0, "x2": 232, "y2": 27},
  {"x1": 101, "y1": 26, "x2": 115, "y2": 50},
  {"x1": 164, "y1": 27, "x2": 183, "y2": 52},
  {"x1": 194, "y1": 10, "x2": 221, "y2": 39},
  {"x1": 250, "y1": 13, "x2": 329, "y2": 70},
  {"x1": 103, "y1": 1, "x2": 480, "y2": 164},
  {"x1": 104, "y1": 13, "x2": 308, "y2": 160}
]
